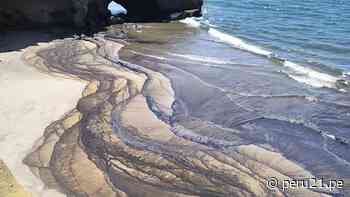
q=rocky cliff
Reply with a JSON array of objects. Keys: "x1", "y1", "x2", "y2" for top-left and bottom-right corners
[{"x1": 0, "y1": 0, "x2": 202, "y2": 30}]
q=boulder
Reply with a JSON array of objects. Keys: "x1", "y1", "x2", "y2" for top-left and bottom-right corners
[{"x1": 0, "y1": 0, "x2": 109, "y2": 29}]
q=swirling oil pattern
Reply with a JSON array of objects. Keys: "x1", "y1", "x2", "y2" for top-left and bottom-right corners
[
  {"x1": 119, "y1": 23, "x2": 350, "y2": 196},
  {"x1": 21, "y1": 18, "x2": 350, "y2": 197}
]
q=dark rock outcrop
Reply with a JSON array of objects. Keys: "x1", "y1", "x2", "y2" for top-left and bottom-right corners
[
  {"x1": 0, "y1": 0, "x2": 107, "y2": 29},
  {"x1": 0, "y1": 0, "x2": 203, "y2": 30},
  {"x1": 117, "y1": 0, "x2": 203, "y2": 21}
]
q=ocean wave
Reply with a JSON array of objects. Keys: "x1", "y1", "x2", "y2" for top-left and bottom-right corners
[
  {"x1": 282, "y1": 60, "x2": 340, "y2": 89},
  {"x1": 180, "y1": 17, "x2": 217, "y2": 28},
  {"x1": 324, "y1": 133, "x2": 336, "y2": 140},
  {"x1": 206, "y1": 28, "x2": 347, "y2": 89},
  {"x1": 182, "y1": 17, "x2": 348, "y2": 90},
  {"x1": 168, "y1": 53, "x2": 232, "y2": 64},
  {"x1": 208, "y1": 28, "x2": 273, "y2": 57},
  {"x1": 180, "y1": 18, "x2": 202, "y2": 28},
  {"x1": 181, "y1": 18, "x2": 272, "y2": 57}
]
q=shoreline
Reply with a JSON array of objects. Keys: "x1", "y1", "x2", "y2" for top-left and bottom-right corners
[{"x1": 0, "y1": 23, "x2": 349, "y2": 196}]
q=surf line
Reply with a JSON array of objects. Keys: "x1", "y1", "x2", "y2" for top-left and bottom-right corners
[{"x1": 181, "y1": 18, "x2": 349, "y2": 91}]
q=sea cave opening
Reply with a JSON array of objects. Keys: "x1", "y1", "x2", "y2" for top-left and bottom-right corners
[
  {"x1": 108, "y1": 1, "x2": 127, "y2": 16},
  {"x1": 107, "y1": 1, "x2": 128, "y2": 24},
  {"x1": 106, "y1": 0, "x2": 165, "y2": 23}
]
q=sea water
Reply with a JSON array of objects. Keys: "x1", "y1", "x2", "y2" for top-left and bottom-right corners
[{"x1": 183, "y1": 0, "x2": 350, "y2": 90}]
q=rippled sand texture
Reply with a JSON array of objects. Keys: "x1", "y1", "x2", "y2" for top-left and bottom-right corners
[{"x1": 21, "y1": 28, "x2": 347, "y2": 197}]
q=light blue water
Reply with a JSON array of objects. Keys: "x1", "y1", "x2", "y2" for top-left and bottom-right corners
[{"x1": 202, "y1": 0, "x2": 350, "y2": 75}]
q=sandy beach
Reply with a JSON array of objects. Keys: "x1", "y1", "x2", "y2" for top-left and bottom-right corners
[
  {"x1": 0, "y1": 41, "x2": 86, "y2": 196},
  {"x1": 0, "y1": 23, "x2": 348, "y2": 197}
]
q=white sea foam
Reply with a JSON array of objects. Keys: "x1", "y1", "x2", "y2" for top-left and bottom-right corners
[
  {"x1": 169, "y1": 53, "x2": 231, "y2": 64},
  {"x1": 324, "y1": 133, "x2": 336, "y2": 140},
  {"x1": 193, "y1": 22, "x2": 274, "y2": 57},
  {"x1": 208, "y1": 28, "x2": 273, "y2": 57},
  {"x1": 180, "y1": 18, "x2": 201, "y2": 28},
  {"x1": 283, "y1": 61, "x2": 340, "y2": 88},
  {"x1": 181, "y1": 17, "x2": 217, "y2": 28},
  {"x1": 202, "y1": 19, "x2": 218, "y2": 28}
]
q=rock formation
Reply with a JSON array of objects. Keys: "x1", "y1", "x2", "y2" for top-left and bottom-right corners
[{"x1": 0, "y1": 0, "x2": 202, "y2": 30}]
